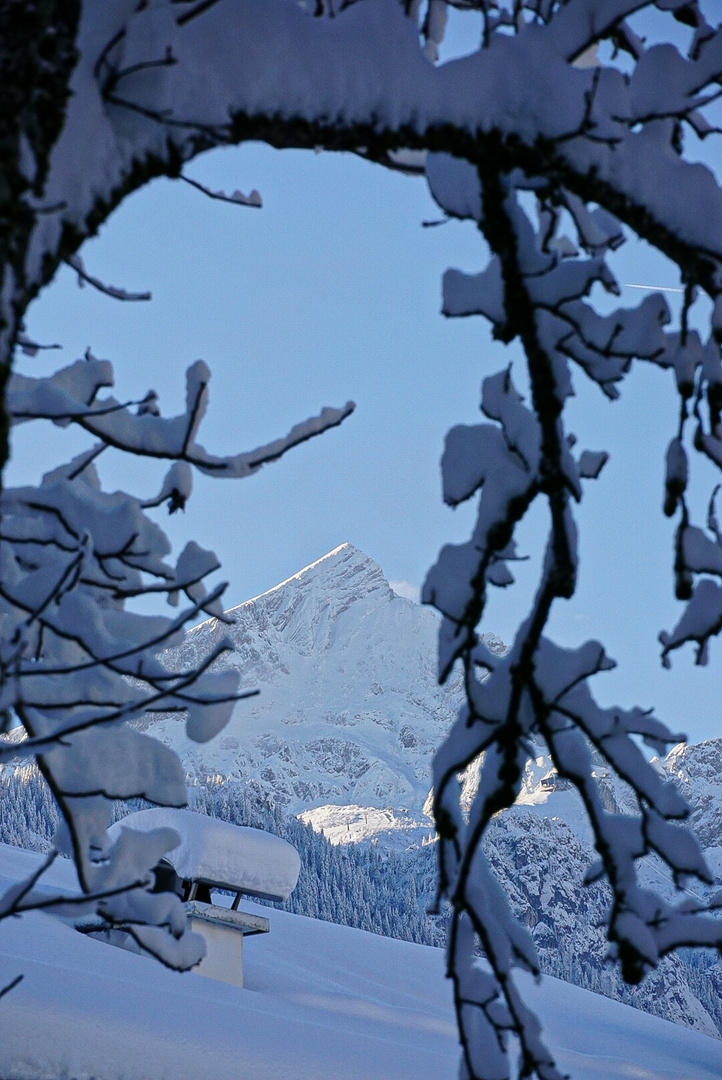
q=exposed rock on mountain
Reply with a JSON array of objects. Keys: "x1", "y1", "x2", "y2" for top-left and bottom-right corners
[{"x1": 3, "y1": 545, "x2": 720, "y2": 1037}]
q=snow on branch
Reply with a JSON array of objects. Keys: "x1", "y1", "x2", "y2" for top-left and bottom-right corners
[
  {"x1": 180, "y1": 174, "x2": 262, "y2": 207},
  {"x1": 7, "y1": 358, "x2": 355, "y2": 478},
  {"x1": 19, "y1": 0, "x2": 722, "y2": 307},
  {"x1": 420, "y1": 7, "x2": 722, "y2": 1075}
]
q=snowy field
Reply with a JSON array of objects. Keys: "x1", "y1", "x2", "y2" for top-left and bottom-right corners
[{"x1": 0, "y1": 842, "x2": 720, "y2": 1080}]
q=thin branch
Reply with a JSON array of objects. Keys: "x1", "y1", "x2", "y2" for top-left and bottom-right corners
[
  {"x1": 3, "y1": 876, "x2": 151, "y2": 917},
  {"x1": 175, "y1": 0, "x2": 225, "y2": 28},
  {"x1": 0, "y1": 974, "x2": 24, "y2": 1001},
  {"x1": 65, "y1": 254, "x2": 151, "y2": 302},
  {"x1": 180, "y1": 174, "x2": 261, "y2": 208},
  {"x1": 2, "y1": 850, "x2": 58, "y2": 913},
  {"x1": 15, "y1": 334, "x2": 62, "y2": 356}
]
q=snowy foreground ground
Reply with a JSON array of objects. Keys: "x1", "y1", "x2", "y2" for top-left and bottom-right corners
[{"x1": 0, "y1": 844, "x2": 720, "y2": 1080}]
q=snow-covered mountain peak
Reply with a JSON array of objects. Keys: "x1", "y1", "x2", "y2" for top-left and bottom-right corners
[
  {"x1": 171, "y1": 544, "x2": 396, "y2": 674},
  {"x1": 232, "y1": 543, "x2": 391, "y2": 615},
  {"x1": 149, "y1": 545, "x2": 465, "y2": 816}
]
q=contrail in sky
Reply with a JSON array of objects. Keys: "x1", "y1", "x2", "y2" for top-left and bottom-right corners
[{"x1": 623, "y1": 283, "x2": 684, "y2": 293}]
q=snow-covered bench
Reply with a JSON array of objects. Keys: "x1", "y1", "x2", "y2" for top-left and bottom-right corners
[{"x1": 109, "y1": 808, "x2": 301, "y2": 986}]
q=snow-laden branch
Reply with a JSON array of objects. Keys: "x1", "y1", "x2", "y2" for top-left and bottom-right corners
[
  {"x1": 9, "y1": 357, "x2": 354, "y2": 477},
  {"x1": 16, "y1": 0, "x2": 722, "y2": 313},
  {"x1": 0, "y1": 347, "x2": 352, "y2": 970},
  {"x1": 421, "y1": 8, "x2": 722, "y2": 1073},
  {"x1": 179, "y1": 174, "x2": 262, "y2": 208}
]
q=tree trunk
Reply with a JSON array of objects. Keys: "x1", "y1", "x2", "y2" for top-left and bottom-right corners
[{"x1": 0, "y1": 0, "x2": 81, "y2": 484}]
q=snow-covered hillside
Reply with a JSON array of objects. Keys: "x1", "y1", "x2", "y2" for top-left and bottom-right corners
[
  {"x1": 1, "y1": 842, "x2": 721, "y2": 1080},
  {"x1": 147, "y1": 543, "x2": 501, "y2": 824}
]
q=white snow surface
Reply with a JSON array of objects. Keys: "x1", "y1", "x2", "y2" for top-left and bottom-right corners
[
  {"x1": 298, "y1": 802, "x2": 437, "y2": 850},
  {"x1": 505, "y1": 748, "x2": 600, "y2": 843},
  {"x1": 148, "y1": 544, "x2": 495, "y2": 826},
  {"x1": 107, "y1": 808, "x2": 300, "y2": 901},
  {"x1": 0, "y1": 843, "x2": 721, "y2": 1080}
]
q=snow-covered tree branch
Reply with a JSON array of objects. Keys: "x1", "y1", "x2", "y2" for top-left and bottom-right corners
[
  {"x1": 418, "y1": 5, "x2": 722, "y2": 1077},
  {"x1": 3, "y1": 0, "x2": 722, "y2": 1075},
  {"x1": 0, "y1": 349, "x2": 352, "y2": 968}
]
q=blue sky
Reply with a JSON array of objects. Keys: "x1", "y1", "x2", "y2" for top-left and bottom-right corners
[{"x1": 15, "y1": 17, "x2": 722, "y2": 747}]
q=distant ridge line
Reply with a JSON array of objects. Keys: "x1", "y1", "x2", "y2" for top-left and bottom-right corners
[
  {"x1": 187, "y1": 543, "x2": 377, "y2": 633},
  {"x1": 227, "y1": 543, "x2": 368, "y2": 613}
]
